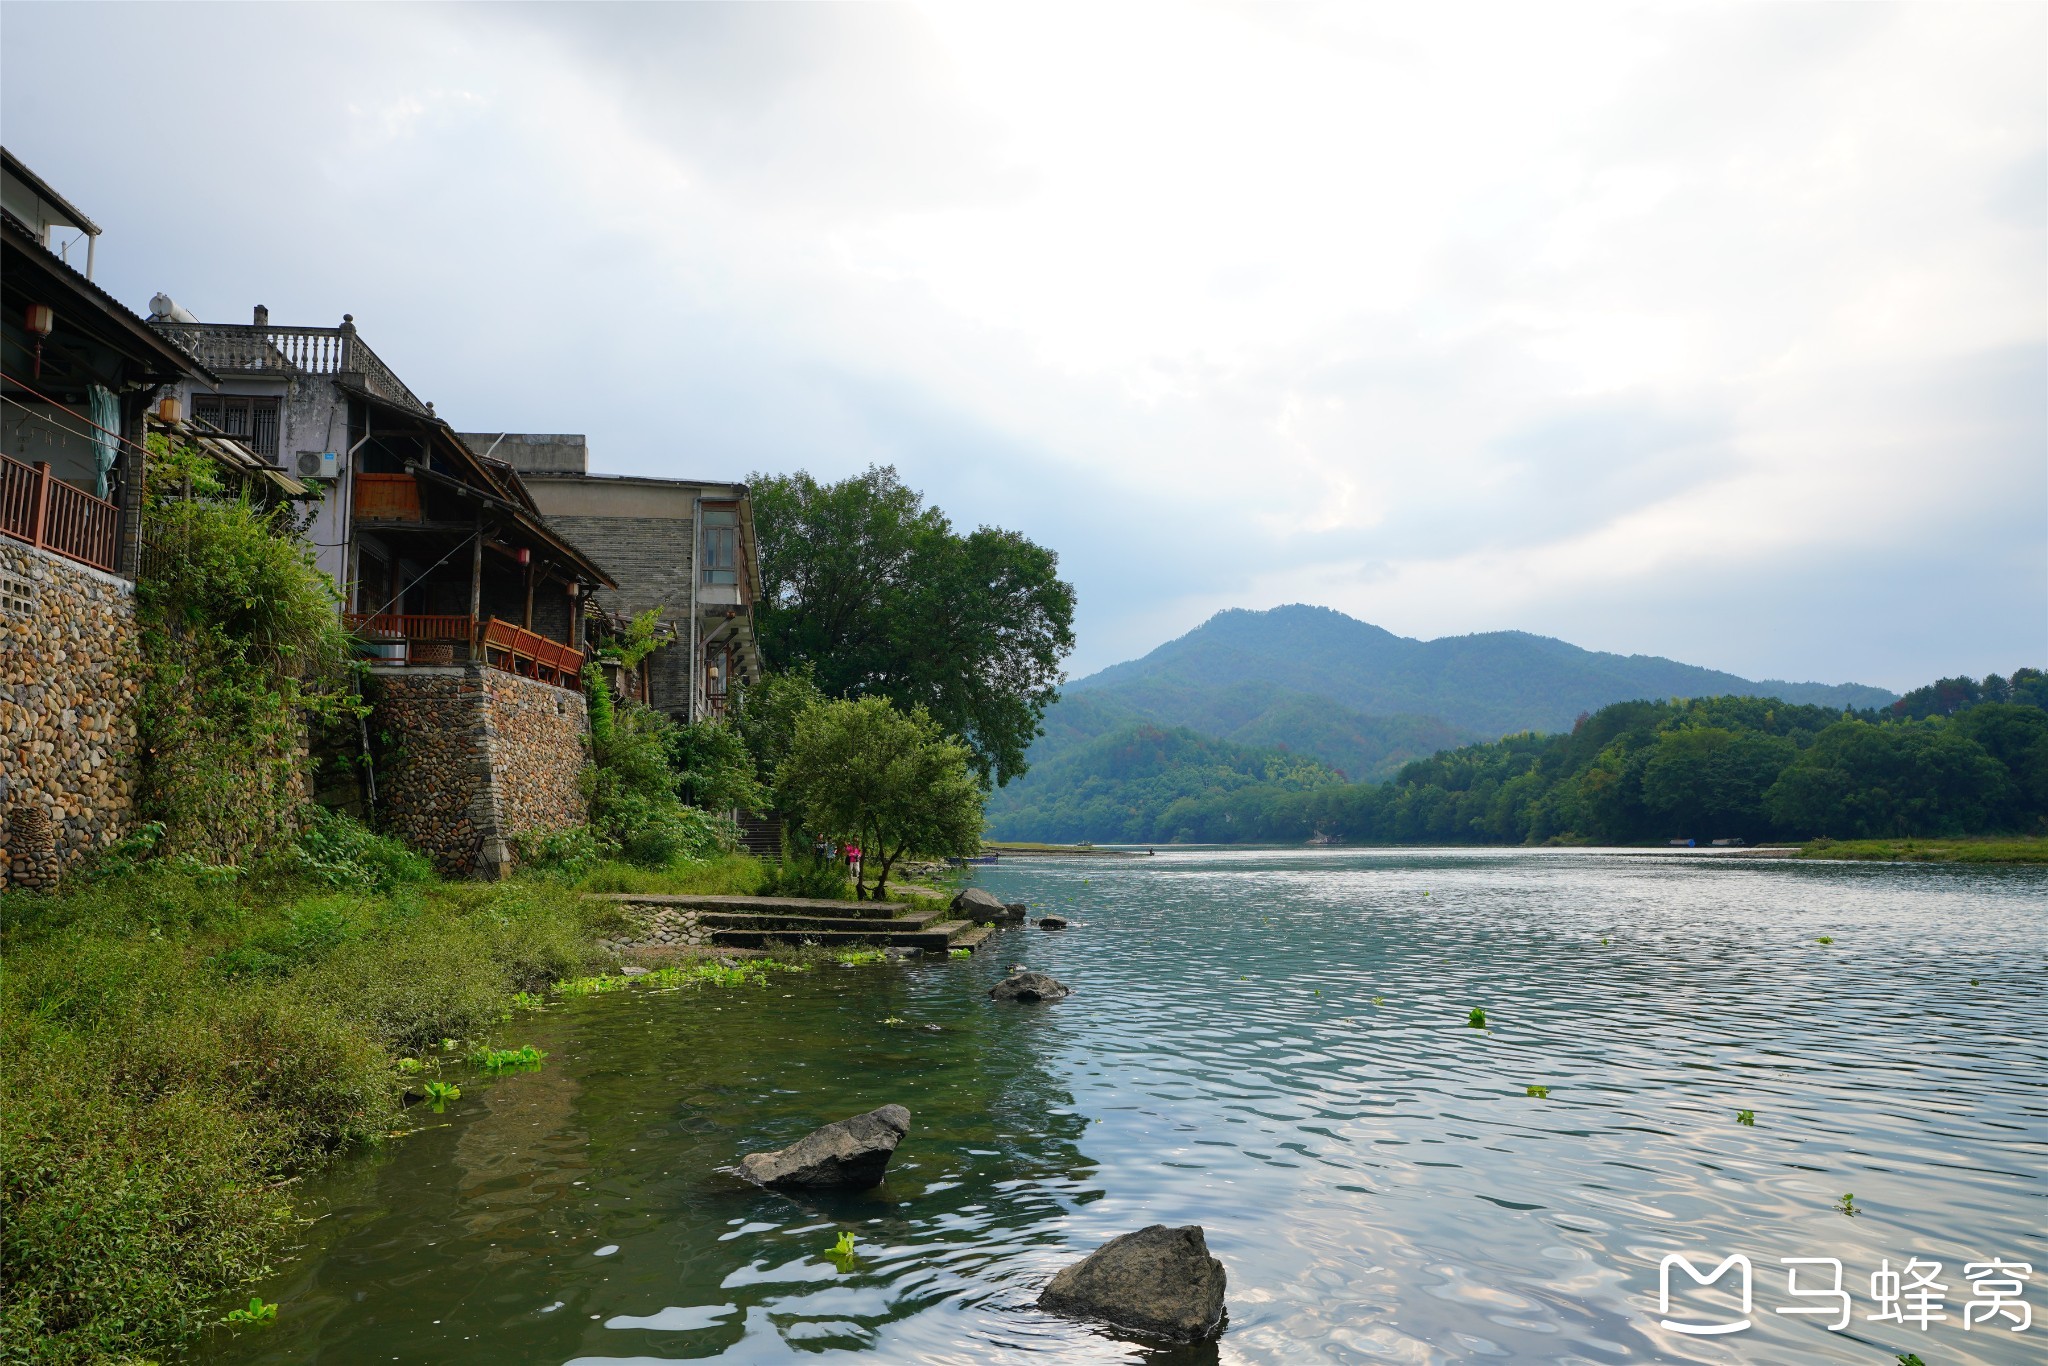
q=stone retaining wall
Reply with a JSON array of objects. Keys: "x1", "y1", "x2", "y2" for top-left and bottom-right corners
[
  {"x1": 371, "y1": 664, "x2": 588, "y2": 878},
  {"x1": 1, "y1": 541, "x2": 139, "y2": 889},
  {"x1": 599, "y1": 905, "x2": 710, "y2": 952}
]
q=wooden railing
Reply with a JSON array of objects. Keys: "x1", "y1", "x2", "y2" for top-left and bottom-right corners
[
  {"x1": 353, "y1": 473, "x2": 422, "y2": 522},
  {"x1": 344, "y1": 612, "x2": 584, "y2": 689},
  {"x1": 480, "y1": 616, "x2": 584, "y2": 686},
  {"x1": 1, "y1": 453, "x2": 119, "y2": 573}
]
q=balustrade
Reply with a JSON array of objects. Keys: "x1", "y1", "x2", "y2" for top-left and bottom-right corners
[{"x1": 0, "y1": 453, "x2": 119, "y2": 573}]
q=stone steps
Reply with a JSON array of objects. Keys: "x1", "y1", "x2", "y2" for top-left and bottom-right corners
[
  {"x1": 710, "y1": 918, "x2": 976, "y2": 952},
  {"x1": 948, "y1": 925, "x2": 997, "y2": 954},
  {"x1": 696, "y1": 907, "x2": 945, "y2": 936},
  {"x1": 592, "y1": 892, "x2": 912, "y2": 923}
]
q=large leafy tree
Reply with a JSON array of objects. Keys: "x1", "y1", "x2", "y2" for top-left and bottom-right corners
[
  {"x1": 776, "y1": 697, "x2": 985, "y2": 900},
  {"x1": 749, "y1": 466, "x2": 1076, "y2": 787}
]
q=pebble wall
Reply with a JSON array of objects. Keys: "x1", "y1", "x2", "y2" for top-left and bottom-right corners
[
  {"x1": 1, "y1": 541, "x2": 139, "y2": 889},
  {"x1": 371, "y1": 664, "x2": 588, "y2": 877}
]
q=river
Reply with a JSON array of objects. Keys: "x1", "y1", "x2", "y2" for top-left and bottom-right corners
[{"x1": 202, "y1": 848, "x2": 2047, "y2": 1364}]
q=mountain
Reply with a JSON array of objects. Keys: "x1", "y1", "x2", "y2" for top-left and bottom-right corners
[
  {"x1": 983, "y1": 606, "x2": 1897, "y2": 842},
  {"x1": 1068, "y1": 605, "x2": 1895, "y2": 738}
]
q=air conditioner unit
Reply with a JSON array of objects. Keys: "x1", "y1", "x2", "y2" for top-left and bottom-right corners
[{"x1": 295, "y1": 451, "x2": 341, "y2": 480}]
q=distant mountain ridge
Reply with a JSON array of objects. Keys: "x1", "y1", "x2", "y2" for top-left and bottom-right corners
[
  {"x1": 983, "y1": 606, "x2": 1896, "y2": 840},
  {"x1": 1068, "y1": 605, "x2": 1894, "y2": 738}
]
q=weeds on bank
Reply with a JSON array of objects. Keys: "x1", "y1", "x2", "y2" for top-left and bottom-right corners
[{"x1": 0, "y1": 847, "x2": 609, "y2": 1364}]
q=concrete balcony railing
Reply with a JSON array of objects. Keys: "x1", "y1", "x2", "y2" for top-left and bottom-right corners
[{"x1": 154, "y1": 318, "x2": 433, "y2": 419}]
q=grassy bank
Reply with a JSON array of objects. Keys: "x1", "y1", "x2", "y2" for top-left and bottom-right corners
[
  {"x1": 1799, "y1": 835, "x2": 2048, "y2": 864},
  {"x1": 0, "y1": 830, "x2": 653, "y2": 1365}
]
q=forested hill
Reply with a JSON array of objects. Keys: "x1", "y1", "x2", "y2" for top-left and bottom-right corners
[
  {"x1": 1070, "y1": 605, "x2": 1896, "y2": 737},
  {"x1": 993, "y1": 668, "x2": 2047, "y2": 847}
]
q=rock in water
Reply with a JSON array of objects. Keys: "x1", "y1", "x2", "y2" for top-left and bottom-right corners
[
  {"x1": 1037, "y1": 1224, "x2": 1227, "y2": 1340},
  {"x1": 953, "y1": 887, "x2": 1018, "y2": 921},
  {"x1": 738, "y1": 1105, "x2": 911, "y2": 1189},
  {"x1": 989, "y1": 970, "x2": 1071, "y2": 1002},
  {"x1": 1039, "y1": 915, "x2": 1069, "y2": 930}
]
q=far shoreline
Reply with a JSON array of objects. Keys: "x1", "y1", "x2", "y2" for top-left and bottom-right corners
[{"x1": 978, "y1": 837, "x2": 2048, "y2": 865}]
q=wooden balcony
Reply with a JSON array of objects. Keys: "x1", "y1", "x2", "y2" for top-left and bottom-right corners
[
  {"x1": 345, "y1": 612, "x2": 584, "y2": 688},
  {"x1": 353, "y1": 473, "x2": 422, "y2": 522},
  {"x1": 1, "y1": 452, "x2": 119, "y2": 574}
]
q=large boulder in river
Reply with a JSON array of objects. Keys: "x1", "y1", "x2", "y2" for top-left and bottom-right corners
[
  {"x1": 953, "y1": 887, "x2": 1020, "y2": 921},
  {"x1": 989, "y1": 970, "x2": 1071, "y2": 1003},
  {"x1": 1037, "y1": 1224, "x2": 1227, "y2": 1340},
  {"x1": 738, "y1": 1105, "x2": 911, "y2": 1189}
]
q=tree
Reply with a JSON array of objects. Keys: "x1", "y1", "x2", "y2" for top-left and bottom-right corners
[
  {"x1": 775, "y1": 697, "x2": 984, "y2": 899},
  {"x1": 729, "y1": 666, "x2": 828, "y2": 796},
  {"x1": 750, "y1": 466, "x2": 1076, "y2": 787},
  {"x1": 666, "y1": 719, "x2": 767, "y2": 816}
]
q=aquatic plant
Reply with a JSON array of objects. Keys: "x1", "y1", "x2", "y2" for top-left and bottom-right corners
[
  {"x1": 1835, "y1": 1193, "x2": 1857, "y2": 1217},
  {"x1": 949, "y1": 948, "x2": 972, "y2": 959},
  {"x1": 470, "y1": 1044, "x2": 547, "y2": 1072},
  {"x1": 1815, "y1": 935, "x2": 1835, "y2": 945},
  {"x1": 509, "y1": 990, "x2": 547, "y2": 1011},
  {"x1": 395, "y1": 1057, "x2": 422, "y2": 1074},
  {"x1": 1525, "y1": 1085, "x2": 1549, "y2": 1099},
  {"x1": 554, "y1": 972, "x2": 634, "y2": 998},
  {"x1": 223, "y1": 1297, "x2": 277, "y2": 1327},
  {"x1": 1601, "y1": 937, "x2": 1610, "y2": 946},
  {"x1": 1468, "y1": 1007, "x2": 1487, "y2": 1029},
  {"x1": 1372, "y1": 996, "x2": 1384, "y2": 1005},
  {"x1": 1736, "y1": 1109, "x2": 1755, "y2": 1126},
  {"x1": 834, "y1": 948, "x2": 887, "y2": 966},
  {"x1": 832, "y1": 1231, "x2": 857, "y2": 1257},
  {"x1": 441, "y1": 1038, "x2": 458, "y2": 1052},
  {"x1": 881, "y1": 1016, "x2": 905, "y2": 1026},
  {"x1": 1898, "y1": 1354, "x2": 1926, "y2": 1366}
]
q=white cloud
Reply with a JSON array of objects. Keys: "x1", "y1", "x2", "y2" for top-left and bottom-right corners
[{"x1": 2, "y1": 0, "x2": 2039, "y2": 688}]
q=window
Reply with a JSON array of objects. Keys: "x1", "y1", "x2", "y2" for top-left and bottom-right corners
[
  {"x1": 701, "y1": 506, "x2": 738, "y2": 585},
  {"x1": 191, "y1": 394, "x2": 282, "y2": 459}
]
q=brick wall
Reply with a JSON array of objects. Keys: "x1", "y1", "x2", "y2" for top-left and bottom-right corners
[
  {"x1": 371, "y1": 664, "x2": 588, "y2": 877},
  {"x1": 0, "y1": 540, "x2": 139, "y2": 889},
  {"x1": 542, "y1": 512, "x2": 695, "y2": 716}
]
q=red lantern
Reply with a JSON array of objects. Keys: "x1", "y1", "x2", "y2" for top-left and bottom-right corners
[{"x1": 24, "y1": 303, "x2": 53, "y2": 379}]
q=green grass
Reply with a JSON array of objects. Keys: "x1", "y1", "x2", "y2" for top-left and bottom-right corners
[
  {"x1": 1, "y1": 859, "x2": 613, "y2": 1364},
  {"x1": 1800, "y1": 835, "x2": 2048, "y2": 864},
  {"x1": 564, "y1": 852, "x2": 768, "y2": 896}
]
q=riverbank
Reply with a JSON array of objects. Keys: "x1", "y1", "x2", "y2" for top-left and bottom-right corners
[
  {"x1": 982, "y1": 841, "x2": 1152, "y2": 857},
  {"x1": 1798, "y1": 834, "x2": 2048, "y2": 864},
  {"x1": 0, "y1": 830, "x2": 873, "y2": 1365}
]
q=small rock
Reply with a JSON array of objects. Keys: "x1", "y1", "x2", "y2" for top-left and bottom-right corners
[
  {"x1": 1004, "y1": 902, "x2": 1029, "y2": 919},
  {"x1": 620, "y1": 964, "x2": 650, "y2": 976},
  {"x1": 737, "y1": 1105, "x2": 911, "y2": 1190},
  {"x1": 1039, "y1": 915, "x2": 1068, "y2": 931},
  {"x1": 989, "y1": 970, "x2": 1070, "y2": 1003},
  {"x1": 883, "y1": 945, "x2": 922, "y2": 959},
  {"x1": 1037, "y1": 1224, "x2": 1227, "y2": 1341}
]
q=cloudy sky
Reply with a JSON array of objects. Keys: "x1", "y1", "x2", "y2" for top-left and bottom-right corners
[{"x1": 4, "y1": 2, "x2": 2041, "y2": 687}]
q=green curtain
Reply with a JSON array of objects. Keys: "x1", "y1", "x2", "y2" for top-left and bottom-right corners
[{"x1": 88, "y1": 384, "x2": 118, "y2": 499}]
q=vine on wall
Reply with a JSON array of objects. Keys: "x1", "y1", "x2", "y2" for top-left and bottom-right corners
[{"x1": 135, "y1": 436, "x2": 364, "y2": 863}]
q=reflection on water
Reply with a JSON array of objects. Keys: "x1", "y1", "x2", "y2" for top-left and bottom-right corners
[{"x1": 202, "y1": 849, "x2": 2047, "y2": 1364}]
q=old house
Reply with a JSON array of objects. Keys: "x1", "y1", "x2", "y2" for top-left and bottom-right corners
[
  {"x1": 148, "y1": 306, "x2": 618, "y2": 877},
  {"x1": 457, "y1": 433, "x2": 763, "y2": 722},
  {"x1": 2, "y1": 149, "x2": 211, "y2": 885}
]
